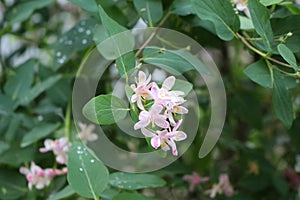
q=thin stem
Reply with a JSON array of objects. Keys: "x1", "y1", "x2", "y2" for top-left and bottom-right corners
[
  {"x1": 237, "y1": 33, "x2": 293, "y2": 69},
  {"x1": 64, "y1": 101, "x2": 71, "y2": 139},
  {"x1": 135, "y1": 12, "x2": 170, "y2": 58}
]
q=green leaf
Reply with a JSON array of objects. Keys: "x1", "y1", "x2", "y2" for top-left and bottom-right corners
[
  {"x1": 0, "y1": 141, "x2": 10, "y2": 155},
  {"x1": 172, "y1": 79, "x2": 193, "y2": 97},
  {"x1": 277, "y1": 44, "x2": 298, "y2": 71},
  {"x1": 83, "y1": 94, "x2": 128, "y2": 125},
  {"x1": 67, "y1": 142, "x2": 109, "y2": 198},
  {"x1": 47, "y1": 185, "x2": 75, "y2": 200},
  {"x1": 243, "y1": 59, "x2": 272, "y2": 88},
  {"x1": 21, "y1": 123, "x2": 60, "y2": 148},
  {"x1": 53, "y1": 18, "x2": 98, "y2": 70},
  {"x1": 170, "y1": 0, "x2": 195, "y2": 16},
  {"x1": 97, "y1": 5, "x2": 135, "y2": 79},
  {"x1": 239, "y1": 16, "x2": 254, "y2": 30},
  {"x1": 272, "y1": 71, "x2": 294, "y2": 128},
  {"x1": 100, "y1": 188, "x2": 119, "y2": 200},
  {"x1": 142, "y1": 46, "x2": 211, "y2": 75},
  {"x1": 133, "y1": 0, "x2": 163, "y2": 26},
  {"x1": 109, "y1": 172, "x2": 166, "y2": 190},
  {"x1": 0, "y1": 169, "x2": 27, "y2": 200},
  {"x1": 68, "y1": 0, "x2": 98, "y2": 13},
  {"x1": 112, "y1": 192, "x2": 160, "y2": 200},
  {"x1": 115, "y1": 52, "x2": 136, "y2": 79},
  {"x1": 6, "y1": 0, "x2": 54, "y2": 24},
  {"x1": 16, "y1": 75, "x2": 62, "y2": 106},
  {"x1": 191, "y1": 0, "x2": 240, "y2": 41},
  {"x1": 4, "y1": 59, "x2": 35, "y2": 101},
  {"x1": 248, "y1": 0, "x2": 274, "y2": 50},
  {"x1": 0, "y1": 93, "x2": 14, "y2": 115},
  {"x1": 260, "y1": 0, "x2": 283, "y2": 6}
]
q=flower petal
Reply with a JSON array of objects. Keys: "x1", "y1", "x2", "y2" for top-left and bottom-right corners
[
  {"x1": 162, "y1": 76, "x2": 175, "y2": 90},
  {"x1": 138, "y1": 71, "x2": 146, "y2": 83},
  {"x1": 174, "y1": 131, "x2": 187, "y2": 141},
  {"x1": 151, "y1": 136, "x2": 161, "y2": 149},
  {"x1": 154, "y1": 116, "x2": 169, "y2": 128},
  {"x1": 134, "y1": 119, "x2": 149, "y2": 130},
  {"x1": 141, "y1": 128, "x2": 155, "y2": 137}
]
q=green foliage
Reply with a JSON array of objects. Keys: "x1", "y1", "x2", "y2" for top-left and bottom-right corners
[
  {"x1": 277, "y1": 44, "x2": 298, "y2": 71},
  {"x1": 133, "y1": 0, "x2": 163, "y2": 26},
  {"x1": 67, "y1": 142, "x2": 109, "y2": 198},
  {"x1": 112, "y1": 192, "x2": 160, "y2": 200}
]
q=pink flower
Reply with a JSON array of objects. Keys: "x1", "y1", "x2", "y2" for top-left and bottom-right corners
[
  {"x1": 233, "y1": 0, "x2": 250, "y2": 17},
  {"x1": 207, "y1": 174, "x2": 234, "y2": 198},
  {"x1": 141, "y1": 119, "x2": 186, "y2": 156},
  {"x1": 76, "y1": 123, "x2": 98, "y2": 144},
  {"x1": 134, "y1": 104, "x2": 169, "y2": 130},
  {"x1": 40, "y1": 137, "x2": 70, "y2": 165},
  {"x1": 130, "y1": 71, "x2": 153, "y2": 110},
  {"x1": 20, "y1": 162, "x2": 54, "y2": 190},
  {"x1": 183, "y1": 172, "x2": 209, "y2": 192},
  {"x1": 165, "y1": 101, "x2": 188, "y2": 125}
]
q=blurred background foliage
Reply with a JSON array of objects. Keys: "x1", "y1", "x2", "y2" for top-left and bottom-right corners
[{"x1": 0, "y1": 0, "x2": 300, "y2": 199}]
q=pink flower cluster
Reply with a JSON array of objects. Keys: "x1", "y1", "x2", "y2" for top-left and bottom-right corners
[
  {"x1": 131, "y1": 71, "x2": 188, "y2": 156},
  {"x1": 207, "y1": 174, "x2": 234, "y2": 198},
  {"x1": 19, "y1": 162, "x2": 67, "y2": 190}
]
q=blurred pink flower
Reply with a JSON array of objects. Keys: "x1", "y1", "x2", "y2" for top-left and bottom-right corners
[
  {"x1": 233, "y1": 0, "x2": 250, "y2": 17},
  {"x1": 134, "y1": 104, "x2": 169, "y2": 130},
  {"x1": 40, "y1": 137, "x2": 70, "y2": 165},
  {"x1": 130, "y1": 71, "x2": 153, "y2": 110},
  {"x1": 183, "y1": 172, "x2": 209, "y2": 192},
  {"x1": 77, "y1": 122, "x2": 98, "y2": 144},
  {"x1": 207, "y1": 174, "x2": 234, "y2": 198}
]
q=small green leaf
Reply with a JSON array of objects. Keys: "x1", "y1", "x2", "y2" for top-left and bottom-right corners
[
  {"x1": 248, "y1": 0, "x2": 274, "y2": 50},
  {"x1": 83, "y1": 94, "x2": 128, "y2": 125},
  {"x1": 67, "y1": 142, "x2": 109, "y2": 198},
  {"x1": 16, "y1": 75, "x2": 62, "y2": 106},
  {"x1": 21, "y1": 123, "x2": 60, "y2": 148},
  {"x1": 191, "y1": 0, "x2": 240, "y2": 41},
  {"x1": 272, "y1": 71, "x2": 294, "y2": 128},
  {"x1": 6, "y1": 0, "x2": 54, "y2": 24},
  {"x1": 68, "y1": 0, "x2": 98, "y2": 13},
  {"x1": 277, "y1": 44, "x2": 298, "y2": 71},
  {"x1": 143, "y1": 47, "x2": 210, "y2": 75},
  {"x1": 4, "y1": 59, "x2": 35, "y2": 101},
  {"x1": 243, "y1": 59, "x2": 272, "y2": 88},
  {"x1": 53, "y1": 18, "x2": 98, "y2": 70},
  {"x1": 97, "y1": 5, "x2": 135, "y2": 79},
  {"x1": 47, "y1": 185, "x2": 75, "y2": 200},
  {"x1": 109, "y1": 172, "x2": 166, "y2": 190},
  {"x1": 260, "y1": 0, "x2": 283, "y2": 6},
  {"x1": 133, "y1": 0, "x2": 163, "y2": 26},
  {"x1": 112, "y1": 192, "x2": 160, "y2": 200},
  {"x1": 172, "y1": 79, "x2": 193, "y2": 97},
  {"x1": 170, "y1": 0, "x2": 195, "y2": 16}
]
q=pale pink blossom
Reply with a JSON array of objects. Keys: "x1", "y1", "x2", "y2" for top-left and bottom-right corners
[
  {"x1": 134, "y1": 104, "x2": 169, "y2": 130},
  {"x1": 76, "y1": 122, "x2": 98, "y2": 144},
  {"x1": 19, "y1": 162, "x2": 54, "y2": 190},
  {"x1": 40, "y1": 137, "x2": 70, "y2": 165},
  {"x1": 233, "y1": 0, "x2": 250, "y2": 17},
  {"x1": 141, "y1": 119, "x2": 186, "y2": 156},
  {"x1": 183, "y1": 172, "x2": 209, "y2": 192},
  {"x1": 130, "y1": 71, "x2": 153, "y2": 110},
  {"x1": 207, "y1": 174, "x2": 234, "y2": 198},
  {"x1": 165, "y1": 101, "x2": 188, "y2": 125}
]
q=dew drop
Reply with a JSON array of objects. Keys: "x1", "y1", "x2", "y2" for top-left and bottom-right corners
[
  {"x1": 86, "y1": 30, "x2": 91, "y2": 35},
  {"x1": 82, "y1": 39, "x2": 87, "y2": 44},
  {"x1": 56, "y1": 51, "x2": 61, "y2": 57},
  {"x1": 90, "y1": 159, "x2": 95, "y2": 163},
  {"x1": 78, "y1": 27, "x2": 84, "y2": 33},
  {"x1": 79, "y1": 167, "x2": 83, "y2": 172}
]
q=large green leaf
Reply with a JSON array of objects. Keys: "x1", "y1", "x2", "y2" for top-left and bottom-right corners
[
  {"x1": 272, "y1": 71, "x2": 294, "y2": 128},
  {"x1": 0, "y1": 93, "x2": 14, "y2": 115},
  {"x1": 243, "y1": 59, "x2": 272, "y2": 88},
  {"x1": 83, "y1": 94, "x2": 128, "y2": 125},
  {"x1": 68, "y1": 0, "x2": 98, "y2": 13},
  {"x1": 191, "y1": 0, "x2": 240, "y2": 41},
  {"x1": 21, "y1": 123, "x2": 60, "y2": 148},
  {"x1": 97, "y1": 5, "x2": 135, "y2": 79},
  {"x1": 67, "y1": 142, "x2": 109, "y2": 198},
  {"x1": 0, "y1": 141, "x2": 10, "y2": 155},
  {"x1": 133, "y1": 0, "x2": 163, "y2": 26},
  {"x1": 277, "y1": 44, "x2": 298, "y2": 71},
  {"x1": 6, "y1": 0, "x2": 54, "y2": 23},
  {"x1": 260, "y1": 0, "x2": 283, "y2": 6},
  {"x1": 109, "y1": 172, "x2": 166, "y2": 190},
  {"x1": 16, "y1": 75, "x2": 62, "y2": 106},
  {"x1": 170, "y1": 0, "x2": 195, "y2": 16},
  {"x1": 142, "y1": 46, "x2": 211, "y2": 75},
  {"x1": 47, "y1": 185, "x2": 75, "y2": 200},
  {"x1": 112, "y1": 192, "x2": 159, "y2": 200},
  {"x1": 0, "y1": 169, "x2": 27, "y2": 200},
  {"x1": 248, "y1": 0, "x2": 274, "y2": 50},
  {"x1": 53, "y1": 18, "x2": 98, "y2": 70},
  {"x1": 4, "y1": 59, "x2": 35, "y2": 101}
]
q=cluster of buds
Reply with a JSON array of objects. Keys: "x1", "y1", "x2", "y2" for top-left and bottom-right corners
[
  {"x1": 20, "y1": 123, "x2": 98, "y2": 190},
  {"x1": 131, "y1": 71, "x2": 188, "y2": 156}
]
